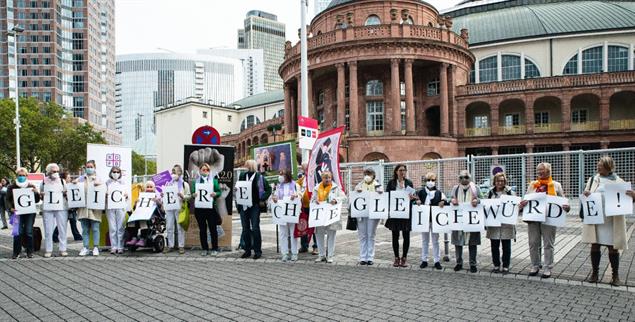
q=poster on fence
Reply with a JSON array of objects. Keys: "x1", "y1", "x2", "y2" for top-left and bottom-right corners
[
  {"x1": 251, "y1": 140, "x2": 298, "y2": 181},
  {"x1": 411, "y1": 205, "x2": 430, "y2": 232},
  {"x1": 580, "y1": 193, "x2": 604, "y2": 225},
  {"x1": 604, "y1": 182, "x2": 633, "y2": 216},
  {"x1": 306, "y1": 127, "x2": 344, "y2": 193}
]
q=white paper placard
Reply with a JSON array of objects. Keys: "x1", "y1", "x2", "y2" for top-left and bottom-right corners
[
  {"x1": 13, "y1": 188, "x2": 37, "y2": 215},
  {"x1": 42, "y1": 185, "x2": 65, "y2": 211},
  {"x1": 448, "y1": 205, "x2": 464, "y2": 231},
  {"x1": 309, "y1": 202, "x2": 329, "y2": 228},
  {"x1": 522, "y1": 193, "x2": 547, "y2": 222},
  {"x1": 604, "y1": 182, "x2": 633, "y2": 216},
  {"x1": 389, "y1": 190, "x2": 410, "y2": 219},
  {"x1": 580, "y1": 193, "x2": 604, "y2": 225},
  {"x1": 107, "y1": 182, "x2": 127, "y2": 210},
  {"x1": 349, "y1": 191, "x2": 370, "y2": 218},
  {"x1": 162, "y1": 185, "x2": 181, "y2": 211},
  {"x1": 86, "y1": 183, "x2": 107, "y2": 210},
  {"x1": 368, "y1": 192, "x2": 389, "y2": 220},
  {"x1": 431, "y1": 206, "x2": 452, "y2": 234},
  {"x1": 498, "y1": 195, "x2": 521, "y2": 225},
  {"x1": 461, "y1": 203, "x2": 485, "y2": 232},
  {"x1": 411, "y1": 205, "x2": 430, "y2": 232},
  {"x1": 481, "y1": 199, "x2": 501, "y2": 227},
  {"x1": 544, "y1": 195, "x2": 569, "y2": 227},
  {"x1": 66, "y1": 183, "x2": 85, "y2": 208},
  {"x1": 324, "y1": 203, "x2": 342, "y2": 227},
  {"x1": 234, "y1": 181, "x2": 253, "y2": 208},
  {"x1": 129, "y1": 192, "x2": 157, "y2": 221},
  {"x1": 195, "y1": 182, "x2": 215, "y2": 209},
  {"x1": 271, "y1": 197, "x2": 301, "y2": 224}
]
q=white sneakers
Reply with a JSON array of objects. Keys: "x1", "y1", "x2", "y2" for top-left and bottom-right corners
[
  {"x1": 209, "y1": 250, "x2": 218, "y2": 256},
  {"x1": 315, "y1": 256, "x2": 325, "y2": 262},
  {"x1": 291, "y1": 254, "x2": 298, "y2": 262},
  {"x1": 92, "y1": 247, "x2": 99, "y2": 256},
  {"x1": 326, "y1": 257, "x2": 334, "y2": 263},
  {"x1": 79, "y1": 248, "x2": 89, "y2": 256},
  {"x1": 281, "y1": 254, "x2": 289, "y2": 262}
]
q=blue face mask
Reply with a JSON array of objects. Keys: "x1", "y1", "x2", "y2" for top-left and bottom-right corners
[
  {"x1": 86, "y1": 168, "x2": 95, "y2": 175},
  {"x1": 17, "y1": 176, "x2": 27, "y2": 183}
]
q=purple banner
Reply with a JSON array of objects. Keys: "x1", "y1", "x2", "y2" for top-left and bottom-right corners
[{"x1": 152, "y1": 170, "x2": 172, "y2": 192}]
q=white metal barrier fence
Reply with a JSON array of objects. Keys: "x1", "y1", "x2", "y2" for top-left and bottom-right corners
[{"x1": 340, "y1": 147, "x2": 635, "y2": 214}]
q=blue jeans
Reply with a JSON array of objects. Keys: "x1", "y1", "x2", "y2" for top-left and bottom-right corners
[
  {"x1": 13, "y1": 213, "x2": 35, "y2": 256},
  {"x1": 239, "y1": 205, "x2": 261, "y2": 255},
  {"x1": 80, "y1": 219, "x2": 100, "y2": 249}
]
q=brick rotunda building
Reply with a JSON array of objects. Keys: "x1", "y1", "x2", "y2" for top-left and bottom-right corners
[{"x1": 279, "y1": 0, "x2": 635, "y2": 162}]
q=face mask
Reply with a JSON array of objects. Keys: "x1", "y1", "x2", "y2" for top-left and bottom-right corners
[
  {"x1": 201, "y1": 173, "x2": 208, "y2": 178},
  {"x1": 51, "y1": 173, "x2": 60, "y2": 179},
  {"x1": 426, "y1": 181, "x2": 436, "y2": 189},
  {"x1": 86, "y1": 168, "x2": 95, "y2": 175},
  {"x1": 278, "y1": 176, "x2": 285, "y2": 183},
  {"x1": 17, "y1": 176, "x2": 27, "y2": 183},
  {"x1": 364, "y1": 175, "x2": 372, "y2": 183},
  {"x1": 172, "y1": 174, "x2": 179, "y2": 181},
  {"x1": 111, "y1": 173, "x2": 120, "y2": 180}
]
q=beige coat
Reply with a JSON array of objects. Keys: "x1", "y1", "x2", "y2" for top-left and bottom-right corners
[{"x1": 581, "y1": 175, "x2": 628, "y2": 250}]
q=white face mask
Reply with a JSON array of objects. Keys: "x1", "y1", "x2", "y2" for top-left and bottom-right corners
[
  {"x1": 278, "y1": 176, "x2": 285, "y2": 183},
  {"x1": 111, "y1": 173, "x2": 120, "y2": 180},
  {"x1": 364, "y1": 175, "x2": 373, "y2": 183},
  {"x1": 51, "y1": 173, "x2": 60, "y2": 180},
  {"x1": 172, "y1": 174, "x2": 179, "y2": 181},
  {"x1": 426, "y1": 181, "x2": 436, "y2": 189}
]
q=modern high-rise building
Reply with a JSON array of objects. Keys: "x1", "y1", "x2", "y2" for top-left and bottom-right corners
[
  {"x1": 0, "y1": 0, "x2": 120, "y2": 144},
  {"x1": 115, "y1": 53, "x2": 245, "y2": 155},
  {"x1": 314, "y1": 0, "x2": 330, "y2": 15},
  {"x1": 237, "y1": 10, "x2": 285, "y2": 92},
  {"x1": 196, "y1": 48, "x2": 265, "y2": 97}
]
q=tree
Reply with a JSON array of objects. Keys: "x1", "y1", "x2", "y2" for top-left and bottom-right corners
[
  {"x1": 0, "y1": 98, "x2": 106, "y2": 178},
  {"x1": 131, "y1": 151, "x2": 156, "y2": 176}
]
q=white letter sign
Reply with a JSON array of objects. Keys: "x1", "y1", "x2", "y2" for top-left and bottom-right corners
[
  {"x1": 234, "y1": 181, "x2": 253, "y2": 208},
  {"x1": 431, "y1": 206, "x2": 452, "y2": 234},
  {"x1": 271, "y1": 197, "x2": 301, "y2": 225},
  {"x1": 87, "y1": 184, "x2": 107, "y2": 210},
  {"x1": 522, "y1": 193, "x2": 546, "y2": 222},
  {"x1": 42, "y1": 185, "x2": 65, "y2": 211},
  {"x1": 461, "y1": 203, "x2": 484, "y2": 232},
  {"x1": 580, "y1": 193, "x2": 603, "y2": 225},
  {"x1": 604, "y1": 182, "x2": 633, "y2": 216},
  {"x1": 162, "y1": 185, "x2": 181, "y2": 211},
  {"x1": 129, "y1": 192, "x2": 157, "y2": 221},
  {"x1": 13, "y1": 188, "x2": 36, "y2": 215},
  {"x1": 498, "y1": 195, "x2": 521, "y2": 225},
  {"x1": 309, "y1": 202, "x2": 328, "y2": 228},
  {"x1": 368, "y1": 192, "x2": 389, "y2": 220},
  {"x1": 481, "y1": 199, "x2": 501, "y2": 227},
  {"x1": 66, "y1": 183, "x2": 85, "y2": 208},
  {"x1": 107, "y1": 183, "x2": 127, "y2": 210},
  {"x1": 411, "y1": 205, "x2": 430, "y2": 233},
  {"x1": 389, "y1": 190, "x2": 410, "y2": 219},
  {"x1": 349, "y1": 191, "x2": 369, "y2": 218},
  {"x1": 544, "y1": 195, "x2": 568, "y2": 227},
  {"x1": 195, "y1": 182, "x2": 214, "y2": 209}
]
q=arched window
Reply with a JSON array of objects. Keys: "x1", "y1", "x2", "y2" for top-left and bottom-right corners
[
  {"x1": 608, "y1": 45, "x2": 628, "y2": 72},
  {"x1": 525, "y1": 59, "x2": 540, "y2": 78},
  {"x1": 563, "y1": 54, "x2": 578, "y2": 75},
  {"x1": 562, "y1": 45, "x2": 629, "y2": 75},
  {"x1": 479, "y1": 56, "x2": 497, "y2": 83},
  {"x1": 365, "y1": 15, "x2": 381, "y2": 26},
  {"x1": 480, "y1": 55, "x2": 542, "y2": 82},
  {"x1": 365, "y1": 80, "x2": 383, "y2": 96},
  {"x1": 275, "y1": 109, "x2": 284, "y2": 118},
  {"x1": 582, "y1": 46, "x2": 603, "y2": 74},
  {"x1": 501, "y1": 55, "x2": 521, "y2": 81},
  {"x1": 240, "y1": 115, "x2": 261, "y2": 131}
]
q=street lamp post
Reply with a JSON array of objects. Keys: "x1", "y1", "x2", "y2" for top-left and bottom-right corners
[
  {"x1": 137, "y1": 113, "x2": 148, "y2": 176},
  {"x1": 9, "y1": 26, "x2": 24, "y2": 169}
]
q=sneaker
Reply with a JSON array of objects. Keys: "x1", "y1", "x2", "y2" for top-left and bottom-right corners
[
  {"x1": 360, "y1": 261, "x2": 368, "y2": 265},
  {"x1": 541, "y1": 268, "x2": 552, "y2": 279},
  {"x1": 240, "y1": 252, "x2": 251, "y2": 258},
  {"x1": 117, "y1": 249, "x2": 124, "y2": 254},
  {"x1": 44, "y1": 253, "x2": 52, "y2": 258},
  {"x1": 126, "y1": 237, "x2": 137, "y2": 246},
  {"x1": 367, "y1": 261, "x2": 374, "y2": 266},
  {"x1": 60, "y1": 252, "x2": 68, "y2": 257},
  {"x1": 420, "y1": 261, "x2": 428, "y2": 269},
  {"x1": 135, "y1": 239, "x2": 145, "y2": 247},
  {"x1": 528, "y1": 267, "x2": 539, "y2": 276},
  {"x1": 79, "y1": 248, "x2": 89, "y2": 257},
  {"x1": 281, "y1": 254, "x2": 289, "y2": 262},
  {"x1": 92, "y1": 247, "x2": 99, "y2": 256},
  {"x1": 502, "y1": 267, "x2": 509, "y2": 275},
  {"x1": 178, "y1": 248, "x2": 185, "y2": 254},
  {"x1": 210, "y1": 250, "x2": 218, "y2": 256},
  {"x1": 26, "y1": 253, "x2": 33, "y2": 259},
  {"x1": 311, "y1": 248, "x2": 318, "y2": 255},
  {"x1": 315, "y1": 256, "x2": 325, "y2": 262},
  {"x1": 201, "y1": 250, "x2": 208, "y2": 256},
  {"x1": 291, "y1": 254, "x2": 298, "y2": 261},
  {"x1": 492, "y1": 266, "x2": 501, "y2": 273},
  {"x1": 434, "y1": 262, "x2": 443, "y2": 270},
  {"x1": 253, "y1": 254, "x2": 262, "y2": 260},
  {"x1": 11, "y1": 254, "x2": 19, "y2": 259},
  {"x1": 470, "y1": 266, "x2": 478, "y2": 273},
  {"x1": 110, "y1": 248, "x2": 117, "y2": 255},
  {"x1": 326, "y1": 257, "x2": 334, "y2": 263},
  {"x1": 453, "y1": 264, "x2": 463, "y2": 271}
]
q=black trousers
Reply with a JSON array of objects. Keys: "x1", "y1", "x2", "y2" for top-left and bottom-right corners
[
  {"x1": 195, "y1": 208, "x2": 219, "y2": 251},
  {"x1": 392, "y1": 230, "x2": 410, "y2": 258},
  {"x1": 490, "y1": 239, "x2": 511, "y2": 268}
]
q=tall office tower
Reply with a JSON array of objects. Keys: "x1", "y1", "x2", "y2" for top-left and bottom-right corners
[
  {"x1": 0, "y1": 0, "x2": 120, "y2": 144},
  {"x1": 236, "y1": 10, "x2": 285, "y2": 91},
  {"x1": 314, "y1": 0, "x2": 330, "y2": 15},
  {"x1": 115, "y1": 53, "x2": 245, "y2": 155},
  {"x1": 197, "y1": 48, "x2": 265, "y2": 97}
]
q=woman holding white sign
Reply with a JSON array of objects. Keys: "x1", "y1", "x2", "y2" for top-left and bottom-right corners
[
  {"x1": 76, "y1": 160, "x2": 104, "y2": 257},
  {"x1": 191, "y1": 163, "x2": 222, "y2": 256},
  {"x1": 5, "y1": 168, "x2": 39, "y2": 259},
  {"x1": 163, "y1": 165, "x2": 190, "y2": 255},
  {"x1": 415, "y1": 172, "x2": 446, "y2": 270},
  {"x1": 519, "y1": 162, "x2": 570, "y2": 278},
  {"x1": 385, "y1": 164, "x2": 416, "y2": 268},
  {"x1": 271, "y1": 169, "x2": 300, "y2": 261},
  {"x1": 486, "y1": 172, "x2": 516, "y2": 274},
  {"x1": 311, "y1": 171, "x2": 345, "y2": 263},
  {"x1": 40, "y1": 163, "x2": 68, "y2": 258},
  {"x1": 106, "y1": 166, "x2": 128, "y2": 255},
  {"x1": 450, "y1": 170, "x2": 482, "y2": 273},
  {"x1": 355, "y1": 167, "x2": 383, "y2": 266},
  {"x1": 581, "y1": 156, "x2": 635, "y2": 286}
]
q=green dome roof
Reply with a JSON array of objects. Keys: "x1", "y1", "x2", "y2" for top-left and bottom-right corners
[
  {"x1": 231, "y1": 90, "x2": 284, "y2": 109},
  {"x1": 325, "y1": 0, "x2": 435, "y2": 12},
  {"x1": 446, "y1": 1, "x2": 635, "y2": 46}
]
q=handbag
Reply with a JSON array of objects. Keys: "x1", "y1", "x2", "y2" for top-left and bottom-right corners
[
  {"x1": 346, "y1": 212, "x2": 357, "y2": 231},
  {"x1": 178, "y1": 201, "x2": 190, "y2": 231},
  {"x1": 579, "y1": 175, "x2": 595, "y2": 219}
]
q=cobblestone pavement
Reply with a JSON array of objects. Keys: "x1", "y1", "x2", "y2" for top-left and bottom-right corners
[{"x1": 0, "y1": 214, "x2": 634, "y2": 320}]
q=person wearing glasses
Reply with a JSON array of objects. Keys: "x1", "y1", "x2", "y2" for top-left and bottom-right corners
[
  {"x1": 41, "y1": 163, "x2": 68, "y2": 258},
  {"x1": 385, "y1": 164, "x2": 416, "y2": 268},
  {"x1": 415, "y1": 172, "x2": 446, "y2": 269},
  {"x1": 450, "y1": 170, "x2": 482, "y2": 273},
  {"x1": 485, "y1": 172, "x2": 516, "y2": 274},
  {"x1": 106, "y1": 166, "x2": 128, "y2": 254}
]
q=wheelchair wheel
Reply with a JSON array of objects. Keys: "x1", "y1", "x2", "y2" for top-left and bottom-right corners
[{"x1": 153, "y1": 235, "x2": 165, "y2": 253}]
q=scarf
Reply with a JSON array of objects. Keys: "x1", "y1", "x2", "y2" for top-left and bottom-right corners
[
  {"x1": 317, "y1": 183, "x2": 332, "y2": 203},
  {"x1": 599, "y1": 172, "x2": 618, "y2": 181},
  {"x1": 533, "y1": 176, "x2": 556, "y2": 196}
]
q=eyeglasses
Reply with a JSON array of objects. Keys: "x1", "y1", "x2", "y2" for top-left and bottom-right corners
[
  {"x1": 201, "y1": 169, "x2": 210, "y2": 173},
  {"x1": 426, "y1": 179, "x2": 436, "y2": 182},
  {"x1": 112, "y1": 171, "x2": 120, "y2": 174},
  {"x1": 398, "y1": 169, "x2": 407, "y2": 172},
  {"x1": 459, "y1": 176, "x2": 470, "y2": 180}
]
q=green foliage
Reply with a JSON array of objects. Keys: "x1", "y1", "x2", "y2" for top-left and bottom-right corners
[
  {"x1": 0, "y1": 98, "x2": 106, "y2": 178},
  {"x1": 131, "y1": 151, "x2": 157, "y2": 176}
]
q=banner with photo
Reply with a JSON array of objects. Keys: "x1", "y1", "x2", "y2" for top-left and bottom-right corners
[
  {"x1": 86, "y1": 144, "x2": 132, "y2": 205},
  {"x1": 306, "y1": 127, "x2": 345, "y2": 193},
  {"x1": 251, "y1": 140, "x2": 298, "y2": 181}
]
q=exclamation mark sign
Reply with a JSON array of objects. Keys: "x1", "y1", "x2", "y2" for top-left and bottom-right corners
[{"x1": 617, "y1": 193, "x2": 621, "y2": 207}]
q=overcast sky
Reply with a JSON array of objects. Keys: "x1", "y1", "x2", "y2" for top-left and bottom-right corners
[{"x1": 115, "y1": 0, "x2": 463, "y2": 55}]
